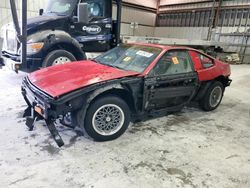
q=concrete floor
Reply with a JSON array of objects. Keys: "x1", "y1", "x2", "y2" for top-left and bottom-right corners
[{"x1": 0, "y1": 65, "x2": 249, "y2": 188}]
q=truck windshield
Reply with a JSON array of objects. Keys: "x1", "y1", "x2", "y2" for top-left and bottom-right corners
[
  {"x1": 44, "y1": 0, "x2": 78, "y2": 16},
  {"x1": 95, "y1": 44, "x2": 162, "y2": 73}
]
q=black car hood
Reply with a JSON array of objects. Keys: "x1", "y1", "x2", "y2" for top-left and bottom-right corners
[{"x1": 27, "y1": 15, "x2": 69, "y2": 34}]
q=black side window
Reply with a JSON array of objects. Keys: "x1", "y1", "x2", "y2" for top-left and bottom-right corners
[
  {"x1": 198, "y1": 54, "x2": 214, "y2": 68},
  {"x1": 151, "y1": 50, "x2": 193, "y2": 76},
  {"x1": 81, "y1": 0, "x2": 104, "y2": 18}
]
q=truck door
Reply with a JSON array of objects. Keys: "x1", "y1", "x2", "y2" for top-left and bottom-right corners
[
  {"x1": 72, "y1": 0, "x2": 113, "y2": 52},
  {"x1": 144, "y1": 49, "x2": 199, "y2": 111}
]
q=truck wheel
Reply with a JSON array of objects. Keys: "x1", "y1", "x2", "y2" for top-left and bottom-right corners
[
  {"x1": 43, "y1": 50, "x2": 76, "y2": 67},
  {"x1": 199, "y1": 81, "x2": 225, "y2": 111},
  {"x1": 84, "y1": 95, "x2": 131, "y2": 141}
]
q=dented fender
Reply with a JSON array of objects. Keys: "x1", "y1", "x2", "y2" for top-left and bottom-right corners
[
  {"x1": 75, "y1": 83, "x2": 128, "y2": 129},
  {"x1": 27, "y1": 30, "x2": 86, "y2": 60}
]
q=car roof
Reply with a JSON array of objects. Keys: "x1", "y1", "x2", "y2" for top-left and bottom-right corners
[
  {"x1": 127, "y1": 42, "x2": 192, "y2": 51},
  {"x1": 127, "y1": 42, "x2": 217, "y2": 59}
]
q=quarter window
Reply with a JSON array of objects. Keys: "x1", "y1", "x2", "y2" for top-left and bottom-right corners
[
  {"x1": 151, "y1": 50, "x2": 193, "y2": 76},
  {"x1": 198, "y1": 54, "x2": 214, "y2": 68}
]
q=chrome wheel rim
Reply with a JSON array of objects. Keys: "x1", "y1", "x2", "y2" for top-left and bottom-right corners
[
  {"x1": 52, "y1": 57, "x2": 71, "y2": 65},
  {"x1": 209, "y1": 86, "x2": 222, "y2": 108},
  {"x1": 92, "y1": 104, "x2": 125, "y2": 136}
]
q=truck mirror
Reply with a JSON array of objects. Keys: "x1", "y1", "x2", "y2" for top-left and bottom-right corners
[
  {"x1": 39, "y1": 9, "x2": 44, "y2": 16},
  {"x1": 78, "y1": 3, "x2": 89, "y2": 24}
]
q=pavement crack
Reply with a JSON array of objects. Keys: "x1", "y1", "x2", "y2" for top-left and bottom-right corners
[{"x1": 9, "y1": 174, "x2": 35, "y2": 185}]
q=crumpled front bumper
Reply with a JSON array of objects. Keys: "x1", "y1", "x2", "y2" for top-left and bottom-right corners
[{"x1": 21, "y1": 78, "x2": 65, "y2": 147}]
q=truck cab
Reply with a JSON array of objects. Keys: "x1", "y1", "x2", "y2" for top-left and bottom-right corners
[{"x1": 0, "y1": 0, "x2": 121, "y2": 72}]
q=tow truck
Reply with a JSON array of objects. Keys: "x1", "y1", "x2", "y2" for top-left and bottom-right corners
[{"x1": 0, "y1": 0, "x2": 122, "y2": 72}]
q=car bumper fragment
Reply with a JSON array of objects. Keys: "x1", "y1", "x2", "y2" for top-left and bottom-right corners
[
  {"x1": 23, "y1": 106, "x2": 64, "y2": 147},
  {"x1": 227, "y1": 79, "x2": 232, "y2": 87},
  {"x1": 22, "y1": 78, "x2": 65, "y2": 147},
  {"x1": 0, "y1": 57, "x2": 4, "y2": 69}
]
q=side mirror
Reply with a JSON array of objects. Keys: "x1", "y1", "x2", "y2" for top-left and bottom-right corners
[
  {"x1": 39, "y1": 9, "x2": 44, "y2": 16},
  {"x1": 78, "y1": 3, "x2": 89, "y2": 24}
]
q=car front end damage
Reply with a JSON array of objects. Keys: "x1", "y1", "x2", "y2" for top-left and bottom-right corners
[
  {"x1": 21, "y1": 77, "x2": 67, "y2": 146},
  {"x1": 21, "y1": 77, "x2": 90, "y2": 147},
  {"x1": 21, "y1": 75, "x2": 139, "y2": 147}
]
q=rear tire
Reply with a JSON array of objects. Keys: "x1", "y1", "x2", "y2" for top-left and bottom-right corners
[
  {"x1": 199, "y1": 81, "x2": 224, "y2": 111},
  {"x1": 84, "y1": 95, "x2": 131, "y2": 141},
  {"x1": 42, "y1": 50, "x2": 76, "y2": 67}
]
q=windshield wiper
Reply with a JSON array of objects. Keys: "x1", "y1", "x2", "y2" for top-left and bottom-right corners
[
  {"x1": 92, "y1": 59, "x2": 125, "y2": 70},
  {"x1": 108, "y1": 64, "x2": 125, "y2": 70},
  {"x1": 92, "y1": 59, "x2": 103, "y2": 65}
]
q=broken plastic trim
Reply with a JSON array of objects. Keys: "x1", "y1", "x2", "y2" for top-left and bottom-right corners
[
  {"x1": 0, "y1": 57, "x2": 4, "y2": 69},
  {"x1": 23, "y1": 107, "x2": 65, "y2": 147}
]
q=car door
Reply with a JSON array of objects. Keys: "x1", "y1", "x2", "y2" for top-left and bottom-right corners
[
  {"x1": 72, "y1": 0, "x2": 113, "y2": 52},
  {"x1": 143, "y1": 49, "x2": 199, "y2": 111}
]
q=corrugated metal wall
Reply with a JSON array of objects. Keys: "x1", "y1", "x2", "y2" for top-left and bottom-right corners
[
  {"x1": 160, "y1": 0, "x2": 210, "y2": 6},
  {"x1": 125, "y1": 0, "x2": 156, "y2": 9},
  {"x1": 157, "y1": 0, "x2": 250, "y2": 63},
  {"x1": 113, "y1": 5, "x2": 156, "y2": 36},
  {"x1": 154, "y1": 27, "x2": 209, "y2": 40}
]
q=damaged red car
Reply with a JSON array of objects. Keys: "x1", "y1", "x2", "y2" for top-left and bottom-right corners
[{"x1": 22, "y1": 43, "x2": 231, "y2": 147}]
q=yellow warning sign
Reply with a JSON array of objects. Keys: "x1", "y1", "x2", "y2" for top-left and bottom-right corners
[
  {"x1": 123, "y1": 57, "x2": 132, "y2": 62},
  {"x1": 172, "y1": 57, "x2": 179, "y2": 65}
]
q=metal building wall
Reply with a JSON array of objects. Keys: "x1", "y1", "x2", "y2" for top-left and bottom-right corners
[
  {"x1": 160, "y1": 0, "x2": 210, "y2": 6},
  {"x1": 154, "y1": 27, "x2": 209, "y2": 40},
  {"x1": 156, "y1": 0, "x2": 250, "y2": 63},
  {"x1": 0, "y1": 0, "x2": 48, "y2": 28},
  {"x1": 112, "y1": 5, "x2": 156, "y2": 36}
]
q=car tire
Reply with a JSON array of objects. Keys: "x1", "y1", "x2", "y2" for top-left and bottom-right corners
[
  {"x1": 199, "y1": 81, "x2": 225, "y2": 111},
  {"x1": 84, "y1": 95, "x2": 131, "y2": 141},
  {"x1": 42, "y1": 50, "x2": 76, "y2": 67}
]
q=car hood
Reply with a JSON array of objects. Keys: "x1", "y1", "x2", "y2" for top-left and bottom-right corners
[{"x1": 28, "y1": 60, "x2": 139, "y2": 98}]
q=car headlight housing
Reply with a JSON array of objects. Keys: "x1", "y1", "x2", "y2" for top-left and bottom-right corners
[{"x1": 27, "y1": 42, "x2": 44, "y2": 54}]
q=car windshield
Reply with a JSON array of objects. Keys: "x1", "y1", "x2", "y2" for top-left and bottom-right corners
[
  {"x1": 95, "y1": 44, "x2": 162, "y2": 73},
  {"x1": 44, "y1": 0, "x2": 78, "y2": 16}
]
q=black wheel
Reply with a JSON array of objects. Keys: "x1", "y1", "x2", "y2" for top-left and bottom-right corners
[
  {"x1": 84, "y1": 95, "x2": 131, "y2": 141},
  {"x1": 199, "y1": 81, "x2": 225, "y2": 111},
  {"x1": 43, "y1": 50, "x2": 76, "y2": 67}
]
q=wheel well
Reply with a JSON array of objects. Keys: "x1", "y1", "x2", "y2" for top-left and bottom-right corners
[
  {"x1": 215, "y1": 76, "x2": 229, "y2": 87},
  {"x1": 45, "y1": 43, "x2": 86, "y2": 61},
  {"x1": 89, "y1": 89, "x2": 136, "y2": 113}
]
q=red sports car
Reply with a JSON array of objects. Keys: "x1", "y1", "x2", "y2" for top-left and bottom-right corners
[{"x1": 22, "y1": 43, "x2": 231, "y2": 147}]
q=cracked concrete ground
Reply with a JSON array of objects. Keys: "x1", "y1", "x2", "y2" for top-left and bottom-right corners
[{"x1": 0, "y1": 65, "x2": 249, "y2": 188}]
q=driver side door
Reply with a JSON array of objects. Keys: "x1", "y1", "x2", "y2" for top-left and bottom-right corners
[
  {"x1": 72, "y1": 0, "x2": 113, "y2": 52},
  {"x1": 144, "y1": 49, "x2": 199, "y2": 111}
]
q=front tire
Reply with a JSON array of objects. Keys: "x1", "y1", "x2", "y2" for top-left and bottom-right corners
[
  {"x1": 199, "y1": 81, "x2": 225, "y2": 111},
  {"x1": 84, "y1": 95, "x2": 131, "y2": 141},
  {"x1": 43, "y1": 50, "x2": 76, "y2": 67}
]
